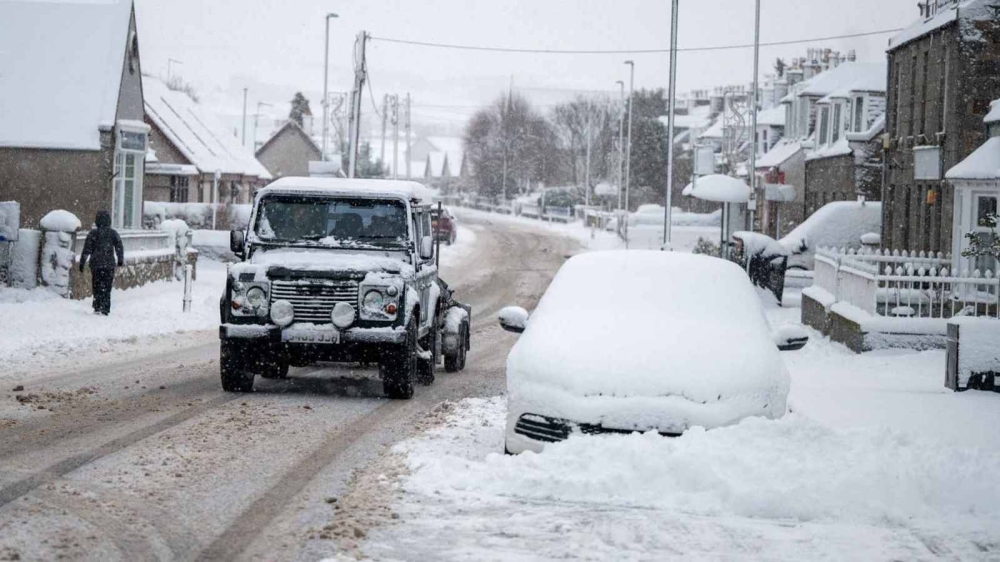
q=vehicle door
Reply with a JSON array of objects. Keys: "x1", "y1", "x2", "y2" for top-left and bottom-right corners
[{"x1": 412, "y1": 207, "x2": 436, "y2": 333}]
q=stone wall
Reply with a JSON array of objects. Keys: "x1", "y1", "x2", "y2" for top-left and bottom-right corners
[{"x1": 68, "y1": 250, "x2": 198, "y2": 300}]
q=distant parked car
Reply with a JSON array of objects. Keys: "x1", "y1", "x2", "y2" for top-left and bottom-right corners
[
  {"x1": 431, "y1": 206, "x2": 457, "y2": 245},
  {"x1": 779, "y1": 201, "x2": 882, "y2": 270},
  {"x1": 498, "y1": 251, "x2": 806, "y2": 455}
]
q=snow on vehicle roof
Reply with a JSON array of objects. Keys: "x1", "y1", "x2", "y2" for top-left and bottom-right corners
[
  {"x1": 256, "y1": 177, "x2": 436, "y2": 203},
  {"x1": 506, "y1": 251, "x2": 788, "y2": 422},
  {"x1": 687, "y1": 174, "x2": 750, "y2": 203},
  {"x1": 946, "y1": 136, "x2": 1000, "y2": 180},
  {"x1": 144, "y1": 76, "x2": 272, "y2": 180},
  {"x1": 0, "y1": 0, "x2": 133, "y2": 150},
  {"x1": 779, "y1": 201, "x2": 882, "y2": 252}
]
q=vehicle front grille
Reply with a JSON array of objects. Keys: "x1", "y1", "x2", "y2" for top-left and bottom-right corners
[
  {"x1": 515, "y1": 414, "x2": 683, "y2": 443},
  {"x1": 270, "y1": 279, "x2": 359, "y2": 324}
]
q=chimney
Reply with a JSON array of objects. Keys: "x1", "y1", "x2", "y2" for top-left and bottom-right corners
[{"x1": 847, "y1": 49, "x2": 857, "y2": 62}]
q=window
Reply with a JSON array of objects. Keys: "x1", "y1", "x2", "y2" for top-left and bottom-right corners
[
  {"x1": 169, "y1": 176, "x2": 189, "y2": 203},
  {"x1": 832, "y1": 104, "x2": 842, "y2": 143},
  {"x1": 920, "y1": 51, "x2": 930, "y2": 135},
  {"x1": 819, "y1": 107, "x2": 830, "y2": 145},
  {"x1": 977, "y1": 196, "x2": 998, "y2": 228},
  {"x1": 909, "y1": 55, "x2": 918, "y2": 136},
  {"x1": 229, "y1": 182, "x2": 239, "y2": 204},
  {"x1": 914, "y1": 146, "x2": 942, "y2": 180},
  {"x1": 939, "y1": 44, "x2": 948, "y2": 133},
  {"x1": 854, "y1": 96, "x2": 865, "y2": 132},
  {"x1": 111, "y1": 123, "x2": 147, "y2": 229},
  {"x1": 894, "y1": 61, "x2": 903, "y2": 136}
]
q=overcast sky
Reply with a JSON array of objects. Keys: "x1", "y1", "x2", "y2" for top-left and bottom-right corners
[{"x1": 135, "y1": 0, "x2": 921, "y2": 138}]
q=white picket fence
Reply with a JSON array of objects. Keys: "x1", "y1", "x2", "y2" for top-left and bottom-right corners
[{"x1": 815, "y1": 247, "x2": 1000, "y2": 319}]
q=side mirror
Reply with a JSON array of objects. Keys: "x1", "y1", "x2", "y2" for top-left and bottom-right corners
[
  {"x1": 419, "y1": 235, "x2": 434, "y2": 260},
  {"x1": 774, "y1": 325, "x2": 809, "y2": 351},
  {"x1": 230, "y1": 230, "x2": 245, "y2": 255},
  {"x1": 498, "y1": 306, "x2": 529, "y2": 334}
]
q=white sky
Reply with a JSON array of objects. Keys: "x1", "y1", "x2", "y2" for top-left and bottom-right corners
[{"x1": 135, "y1": 0, "x2": 921, "y2": 138}]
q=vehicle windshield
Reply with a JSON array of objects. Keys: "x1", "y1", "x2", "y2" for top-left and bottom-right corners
[{"x1": 254, "y1": 196, "x2": 408, "y2": 247}]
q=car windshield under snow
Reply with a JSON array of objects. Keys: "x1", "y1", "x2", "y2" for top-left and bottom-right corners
[{"x1": 255, "y1": 196, "x2": 408, "y2": 247}]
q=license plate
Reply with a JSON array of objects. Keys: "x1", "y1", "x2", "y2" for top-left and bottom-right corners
[{"x1": 282, "y1": 329, "x2": 340, "y2": 344}]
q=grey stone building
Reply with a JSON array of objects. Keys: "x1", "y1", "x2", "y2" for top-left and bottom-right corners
[
  {"x1": 255, "y1": 121, "x2": 323, "y2": 180},
  {"x1": 883, "y1": 0, "x2": 1000, "y2": 254},
  {"x1": 0, "y1": 0, "x2": 147, "y2": 230}
]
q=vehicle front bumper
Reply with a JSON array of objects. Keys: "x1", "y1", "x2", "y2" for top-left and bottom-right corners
[{"x1": 220, "y1": 323, "x2": 407, "y2": 345}]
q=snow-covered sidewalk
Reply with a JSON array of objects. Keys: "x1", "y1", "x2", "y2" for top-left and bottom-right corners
[{"x1": 359, "y1": 291, "x2": 1000, "y2": 561}]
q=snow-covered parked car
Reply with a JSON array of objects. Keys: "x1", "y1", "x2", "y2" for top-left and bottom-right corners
[
  {"x1": 498, "y1": 251, "x2": 806, "y2": 454},
  {"x1": 779, "y1": 201, "x2": 882, "y2": 270},
  {"x1": 220, "y1": 178, "x2": 470, "y2": 398}
]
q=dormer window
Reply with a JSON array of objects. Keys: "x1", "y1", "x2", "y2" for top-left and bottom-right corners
[
  {"x1": 853, "y1": 96, "x2": 865, "y2": 132},
  {"x1": 819, "y1": 107, "x2": 830, "y2": 146},
  {"x1": 832, "y1": 104, "x2": 842, "y2": 143}
]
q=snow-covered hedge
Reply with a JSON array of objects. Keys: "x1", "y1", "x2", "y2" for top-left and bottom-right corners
[{"x1": 144, "y1": 202, "x2": 252, "y2": 231}]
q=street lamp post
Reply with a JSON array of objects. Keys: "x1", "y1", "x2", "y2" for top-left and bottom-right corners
[
  {"x1": 663, "y1": 0, "x2": 680, "y2": 249},
  {"x1": 624, "y1": 60, "x2": 635, "y2": 248},
  {"x1": 616, "y1": 80, "x2": 625, "y2": 212},
  {"x1": 321, "y1": 12, "x2": 340, "y2": 162},
  {"x1": 748, "y1": 0, "x2": 762, "y2": 232}
]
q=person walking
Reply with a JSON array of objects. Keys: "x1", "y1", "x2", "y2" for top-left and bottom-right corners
[{"x1": 79, "y1": 210, "x2": 124, "y2": 315}]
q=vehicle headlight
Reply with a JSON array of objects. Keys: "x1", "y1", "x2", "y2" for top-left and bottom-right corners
[
  {"x1": 246, "y1": 287, "x2": 267, "y2": 309},
  {"x1": 332, "y1": 302, "x2": 355, "y2": 329},
  {"x1": 363, "y1": 290, "x2": 384, "y2": 312},
  {"x1": 270, "y1": 300, "x2": 294, "y2": 327}
]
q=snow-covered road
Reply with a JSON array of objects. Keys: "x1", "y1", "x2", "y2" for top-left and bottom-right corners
[{"x1": 0, "y1": 211, "x2": 576, "y2": 561}]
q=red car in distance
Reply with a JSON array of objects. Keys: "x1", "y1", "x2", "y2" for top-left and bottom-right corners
[{"x1": 431, "y1": 207, "x2": 457, "y2": 245}]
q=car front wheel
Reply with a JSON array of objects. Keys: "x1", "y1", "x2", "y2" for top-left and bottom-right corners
[
  {"x1": 381, "y1": 317, "x2": 417, "y2": 399},
  {"x1": 220, "y1": 340, "x2": 255, "y2": 392}
]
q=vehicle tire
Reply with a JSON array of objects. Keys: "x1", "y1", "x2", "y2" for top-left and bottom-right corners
[
  {"x1": 381, "y1": 317, "x2": 417, "y2": 399},
  {"x1": 444, "y1": 322, "x2": 468, "y2": 373},
  {"x1": 417, "y1": 315, "x2": 438, "y2": 386},
  {"x1": 220, "y1": 340, "x2": 255, "y2": 393},
  {"x1": 458, "y1": 321, "x2": 468, "y2": 371}
]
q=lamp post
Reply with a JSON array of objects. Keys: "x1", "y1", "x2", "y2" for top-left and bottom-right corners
[
  {"x1": 663, "y1": 0, "x2": 680, "y2": 249},
  {"x1": 616, "y1": 80, "x2": 625, "y2": 212},
  {"x1": 748, "y1": 0, "x2": 761, "y2": 232},
  {"x1": 321, "y1": 12, "x2": 340, "y2": 162},
  {"x1": 624, "y1": 60, "x2": 635, "y2": 248}
]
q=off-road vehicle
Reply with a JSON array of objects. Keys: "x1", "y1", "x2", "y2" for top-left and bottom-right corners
[{"x1": 219, "y1": 178, "x2": 470, "y2": 398}]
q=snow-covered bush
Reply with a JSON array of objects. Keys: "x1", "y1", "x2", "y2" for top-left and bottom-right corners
[
  {"x1": 38, "y1": 210, "x2": 80, "y2": 297},
  {"x1": 691, "y1": 237, "x2": 720, "y2": 257}
]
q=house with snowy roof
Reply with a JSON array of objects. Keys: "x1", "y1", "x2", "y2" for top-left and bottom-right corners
[
  {"x1": 882, "y1": 0, "x2": 1000, "y2": 258},
  {"x1": 143, "y1": 76, "x2": 272, "y2": 205},
  {"x1": 255, "y1": 120, "x2": 323, "y2": 180},
  {"x1": 0, "y1": 0, "x2": 148, "y2": 230}
]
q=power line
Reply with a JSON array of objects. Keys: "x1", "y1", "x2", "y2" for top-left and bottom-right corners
[{"x1": 370, "y1": 28, "x2": 903, "y2": 55}]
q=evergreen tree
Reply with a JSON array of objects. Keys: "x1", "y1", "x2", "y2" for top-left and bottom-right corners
[{"x1": 289, "y1": 92, "x2": 311, "y2": 127}]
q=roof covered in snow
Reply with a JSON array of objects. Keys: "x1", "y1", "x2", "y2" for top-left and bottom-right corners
[
  {"x1": 756, "y1": 139, "x2": 804, "y2": 169},
  {"x1": 755, "y1": 106, "x2": 786, "y2": 127},
  {"x1": 984, "y1": 99, "x2": 1000, "y2": 124},
  {"x1": 946, "y1": 136, "x2": 1000, "y2": 180},
  {"x1": 0, "y1": 0, "x2": 134, "y2": 150},
  {"x1": 888, "y1": 1, "x2": 970, "y2": 50},
  {"x1": 144, "y1": 76, "x2": 272, "y2": 179},
  {"x1": 806, "y1": 138, "x2": 853, "y2": 162},
  {"x1": 686, "y1": 174, "x2": 750, "y2": 203},
  {"x1": 256, "y1": 177, "x2": 435, "y2": 203},
  {"x1": 797, "y1": 62, "x2": 887, "y2": 98}
]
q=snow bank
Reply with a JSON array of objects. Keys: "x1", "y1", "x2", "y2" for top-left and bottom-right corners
[
  {"x1": 952, "y1": 317, "x2": 1000, "y2": 387},
  {"x1": 686, "y1": 174, "x2": 750, "y2": 203},
  {"x1": 780, "y1": 201, "x2": 882, "y2": 253},
  {"x1": 0, "y1": 201, "x2": 18, "y2": 240},
  {"x1": 39, "y1": 209, "x2": 81, "y2": 232},
  {"x1": 733, "y1": 231, "x2": 789, "y2": 258},
  {"x1": 507, "y1": 252, "x2": 789, "y2": 433},
  {"x1": 629, "y1": 205, "x2": 721, "y2": 228}
]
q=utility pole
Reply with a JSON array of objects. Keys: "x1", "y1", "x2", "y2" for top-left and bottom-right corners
[
  {"x1": 347, "y1": 31, "x2": 368, "y2": 178},
  {"x1": 321, "y1": 12, "x2": 339, "y2": 161},
  {"x1": 663, "y1": 0, "x2": 680, "y2": 249},
  {"x1": 616, "y1": 80, "x2": 625, "y2": 212},
  {"x1": 380, "y1": 93, "x2": 388, "y2": 167},
  {"x1": 241, "y1": 87, "x2": 248, "y2": 147},
  {"x1": 624, "y1": 61, "x2": 635, "y2": 248},
  {"x1": 394, "y1": 95, "x2": 401, "y2": 179},
  {"x1": 584, "y1": 108, "x2": 592, "y2": 207},
  {"x1": 253, "y1": 101, "x2": 273, "y2": 151},
  {"x1": 748, "y1": 0, "x2": 762, "y2": 232},
  {"x1": 502, "y1": 76, "x2": 513, "y2": 204},
  {"x1": 405, "y1": 93, "x2": 412, "y2": 179}
]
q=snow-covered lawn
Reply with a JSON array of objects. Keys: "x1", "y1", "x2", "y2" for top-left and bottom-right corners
[{"x1": 365, "y1": 287, "x2": 1000, "y2": 560}]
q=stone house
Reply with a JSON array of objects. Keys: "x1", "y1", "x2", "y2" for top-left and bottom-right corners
[
  {"x1": 143, "y1": 76, "x2": 271, "y2": 205},
  {"x1": 255, "y1": 121, "x2": 323, "y2": 180},
  {"x1": 883, "y1": 0, "x2": 1000, "y2": 256},
  {"x1": 0, "y1": 0, "x2": 148, "y2": 230}
]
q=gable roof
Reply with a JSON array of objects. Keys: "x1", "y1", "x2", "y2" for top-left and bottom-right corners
[
  {"x1": 889, "y1": 1, "x2": 973, "y2": 50},
  {"x1": 256, "y1": 120, "x2": 322, "y2": 159},
  {"x1": 796, "y1": 62, "x2": 887, "y2": 98},
  {"x1": 0, "y1": 0, "x2": 134, "y2": 150},
  {"x1": 144, "y1": 76, "x2": 272, "y2": 179}
]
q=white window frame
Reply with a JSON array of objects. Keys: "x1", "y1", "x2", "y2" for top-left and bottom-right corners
[
  {"x1": 112, "y1": 121, "x2": 149, "y2": 230},
  {"x1": 832, "y1": 103, "x2": 842, "y2": 144},
  {"x1": 818, "y1": 107, "x2": 830, "y2": 146},
  {"x1": 853, "y1": 95, "x2": 866, "y2": 133}
]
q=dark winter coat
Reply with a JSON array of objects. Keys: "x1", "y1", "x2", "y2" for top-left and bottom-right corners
[{"x1": 80, "y1": 211, "x2": 125, "y2": 271}]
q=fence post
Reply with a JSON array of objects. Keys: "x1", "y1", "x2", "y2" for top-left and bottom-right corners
[{"x1": 182, "y1": 264, "x2": 193, "y2": 312}]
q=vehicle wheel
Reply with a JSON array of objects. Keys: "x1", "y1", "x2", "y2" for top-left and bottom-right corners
[
  {"x1": 417, "y1": 315, "x2": 438, "y2": 386},
  {"x1": 381, "y1": 317, "x2": 417, "y2": 399},
  {"x1": 220, "y1": 340, "x2": 255, "y2": 392},
  {"x1": 444, "y1": 322, "x2": 468, "y2": 373},
  {"x1": 259, "y1": 354, "x2": 289, "y2": 379}
]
